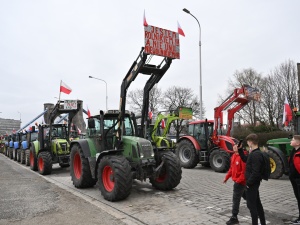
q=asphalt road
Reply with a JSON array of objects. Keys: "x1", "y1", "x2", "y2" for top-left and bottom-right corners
[
  {"x1": 0, "y1": 154, "x2": 128, "y2": 225},
  {"x1": 0, "y1": 152, "x2": 297, "y2": 225}
]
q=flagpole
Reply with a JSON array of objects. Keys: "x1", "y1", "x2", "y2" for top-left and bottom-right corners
[{"x1": 58, "y1": 80, "x2": 62, "y2": 103}]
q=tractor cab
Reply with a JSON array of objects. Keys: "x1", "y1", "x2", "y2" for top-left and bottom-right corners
[{"x1": 188, "y1": 120, "x2": 214, "y2": 150}]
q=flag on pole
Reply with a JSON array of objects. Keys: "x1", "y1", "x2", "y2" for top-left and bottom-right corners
[
  {"x1": 177, "y1": 21, "x2": 185, "y2": 37},
  {"x1": 148, "y1": 110, "x2": 153, "y2": 120},
  {"x1": 60, "y1": 81, "x2": 72, "y2": 94},
  {"x1": 283, "y1": 96, "x2": 293, "y2": 126},
  {"x1": 161, "y1": 119, "x2": 166, "y2": 129},
  {"x1": 87, "y1": 106, "x2": 91, "y2": 118},
  {"x1": 143, "y1": 10, "x2": 148, "y2": 26}
]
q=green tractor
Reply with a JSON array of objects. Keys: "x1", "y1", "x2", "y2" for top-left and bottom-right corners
[
  {"x1": 266, "y1": 111, "x2": 300, "y2": 179},
  {"x1": 149, "y1": 107, "x2": 192, "y2": 151},
  {"x1": 69, "y1": 48, "x2": 182, "y2": 202},
  {"x1": 29, "y1": 100, "x2": 81, "y2": 175}
]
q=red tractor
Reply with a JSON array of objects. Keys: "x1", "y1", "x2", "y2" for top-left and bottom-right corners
[{"x1": 175, "y1": 84, "x2": 260, "y2": 172}]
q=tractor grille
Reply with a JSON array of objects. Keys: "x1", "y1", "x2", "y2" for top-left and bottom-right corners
[
  {"x1": 60, "y1": 143, "x2": 67, "y2": 152},
  {"x1": 141, "y1": 142, "x2": 153, "y2": 158}
]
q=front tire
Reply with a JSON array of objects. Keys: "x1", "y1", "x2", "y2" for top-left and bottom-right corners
[
  {"x1": 25, "y1": 149, "x2": 30, "y2": 166},
  {"x1": 16, "y1": 149, "x2": 21, "y2": 162},
  {"x1": 9, "y1": 148, "x2": 13, "y2": 159},
  {"x1": 98, "y1": 155, "x2": 132, "y2": 202},
  {"x1": 176, "y1": 140, "x2": 199, "y2": 168},
  {"x1": 30, "y1": 148, "x2": 38, "y2": 171},
  {"x1": 209, "y1": 149, "x2": 230, "y2": 173},
  {"x1": 268, "y1": 150, "x2": 284, "y2": 179},
  {"x1": 20, "y1": 150, "x2": 26, "y2": 164},
  {"x1": 150, "y1": 151, "x2": 182, "y2": 190},
  {"x1": 70, "y1": 144, "x2": 96, "y2": 188},
  {"x1": 38, "y1": 151, "x2": 53, "y2": 175}
]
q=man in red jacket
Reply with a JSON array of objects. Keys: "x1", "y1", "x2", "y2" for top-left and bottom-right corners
[
  {"x1": 223, "y1": 143, "x2": 246, "y2": 225},
  {"x1": 289, "y1": 135, "x2": 300, "y2": 224}
]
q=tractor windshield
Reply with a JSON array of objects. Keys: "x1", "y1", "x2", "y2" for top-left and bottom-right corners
[{"x1": 104, "y1": 116, "x2": 134, "y2": 136}]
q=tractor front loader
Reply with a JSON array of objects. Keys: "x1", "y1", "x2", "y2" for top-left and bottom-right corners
[
  {"x1": 176, "y1": 84, "x2": 260, "y2": 172},
  {"x1": 69, "y1": 48, "x2": 181, "y2": 202}
]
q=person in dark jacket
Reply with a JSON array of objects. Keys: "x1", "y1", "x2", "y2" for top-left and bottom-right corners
[
  {"x1": 238, "y1": 133, "x2": 266, "y2": 225},
  {"x1": 289, "y1": 135, "x2": 300, "y2": 224},
  {"x1": 223, "y1": 144, "x2": 246, "y2": 225}
]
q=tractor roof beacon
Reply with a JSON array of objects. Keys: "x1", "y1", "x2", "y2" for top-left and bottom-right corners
[
  {"x1": 69, "y1": 47, "x2": 182, "y2": 202},
  {"x1": 176, "y1": 84, "x2": 260, "y2": 172}
]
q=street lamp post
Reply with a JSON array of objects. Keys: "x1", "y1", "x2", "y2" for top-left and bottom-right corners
[
  {"x1": 88, "y1": 76, "x2": 108, "y2": 111},
  {"x1": 183, "y1": 8, "x2": 203, "y2": 119}
]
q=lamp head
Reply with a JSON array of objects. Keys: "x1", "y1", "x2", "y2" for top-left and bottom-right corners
[
  {"x1": 89, "y1": 76, "x2": 93, "y2": 78},
  {"x1": 183, "y1": 8, "x2": 190, "y2": 14}
]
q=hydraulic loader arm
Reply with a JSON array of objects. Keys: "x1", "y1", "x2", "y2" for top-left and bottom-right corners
[
  {"x1": 48, "y1": 100, "x2": 82, "y2": 141},
  {"x1": 139, "y1": 57, "x2": 172, "y2": 138},
  {"x1": 117, "y1": 47, "x2": 173, "y2": 142},
  {"x1": 213, "y1": 84, "x2": 260, "y2": 139}
]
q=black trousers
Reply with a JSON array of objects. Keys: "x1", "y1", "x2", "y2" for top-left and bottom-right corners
[
  {"x1": 290, "y1": 177, "x2": 300, "y2": 218},
  {"x1": 232, "y1": 182, "x2": 246, "y2": 217},
  {"x1": 246, "y1": 182, "x2": 266, "y2": 225}
]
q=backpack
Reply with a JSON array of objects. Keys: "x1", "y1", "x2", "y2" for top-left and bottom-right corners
[{"x1": 260, "y1": 151, "x2": 271, "y2": 181}]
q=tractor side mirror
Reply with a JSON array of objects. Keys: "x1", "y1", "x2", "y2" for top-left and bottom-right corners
[
  {"x1": 88, "y1": 118, "x2": 95, "y2": 129},
  {"x1": 31, "y1": 126, "x2": 35, "y2": 132}
]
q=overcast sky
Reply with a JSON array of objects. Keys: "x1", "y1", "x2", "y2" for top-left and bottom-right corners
[{"x1": 0, "y1": 0, "x2": 299, "y2": 128}]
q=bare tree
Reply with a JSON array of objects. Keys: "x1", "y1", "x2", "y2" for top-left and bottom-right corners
[
  {"x1": 162, "y1": 86, "x2": 203, "y2": 119},
  {"x1": 127, "y1": 86, "x2": 163, "y2": 115},
  {"x1": 224, "y1": 68, "x2": 263, "y2": 126}
]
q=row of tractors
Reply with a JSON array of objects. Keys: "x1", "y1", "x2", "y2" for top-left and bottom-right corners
[{"x1": 0, "y1": 47, "x2": 293, "y2": 202}]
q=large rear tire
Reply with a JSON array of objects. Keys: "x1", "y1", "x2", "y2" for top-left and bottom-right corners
[
  {"x1": 268, "y1": 150, "x2": 284, "y2": 179},
  {"x1": 38, "y1": 151, "x2": 53, "y2": 175},
  {"x1": 98, "y1": 155, "x2": 132, "y2": 202},
  {"x1": 70, "y1": 144, "x2": 96, "y2": 188},
  {"x1": 176, "y1": 140, "x2": 199, "y2": 168},
  {"x1": 30, "y1": 148, "x2": 38, "y2": 171},
  {"x1": 150, "y1": 151, "x2": 182, "y2": 190},
  {"x1": 25, "y1": 149, "x2": 30, "y2": 166},
  {"x1": 209, "y1": 149, "x2": 230, "y2": 173}
]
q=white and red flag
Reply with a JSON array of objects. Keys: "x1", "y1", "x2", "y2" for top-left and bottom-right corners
[
  {"x1": 283, "y1": 96, "x2": 293, "y2": 126},
  {"x1": 161, "y1": 119, "x2": 166, "y2": 129},
  {"x1": 177, "y1": 21, "x2": 185, "y2": 37},
  {"x1": 60, "y1": 81, "x2": 72, "y2": 94},
  {"x1": 148, "y1": 110, "x2": 153, "y2": 120},
  {"x1": 87, "y1": 106, "x2": 91, "y2": 118},
  {"x1": 143, "y1": 10, "x2": 148, "y2": 26}
]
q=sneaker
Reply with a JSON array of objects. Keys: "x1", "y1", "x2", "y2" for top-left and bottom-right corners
[
  {"x1": 226, "y1": 216, "x2": 239, "y2": 225},
  {"x1": 292, "y1": 218, "x2": 300, "y2": 224}
]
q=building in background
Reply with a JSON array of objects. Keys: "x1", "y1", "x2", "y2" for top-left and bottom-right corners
[{"x1": 0, "y1": 118, "x2": 21, "y2": 135}]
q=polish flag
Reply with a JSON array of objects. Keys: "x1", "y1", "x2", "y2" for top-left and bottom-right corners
[
  {"x1": 177, "y1": 21, "x2": 185, "y2": 37},
  {"x1": 161, "y1": 119, "x2": 166, "y2": 129},
  {"x1": 60, "y1": 81, "x2": 72, "y2": 94},
  {"x1": 143, "y1": 10, "x2": 148, "y2": 26},
  {"x1": 283, "y1": 96, "x2": 293, "y2": 126},
  {"x1": 87, "y1": 106, "x2": 91, "y2": 118},
  {"x1": 148, "y1": 110, "x2": 153, "y2": 120}
]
